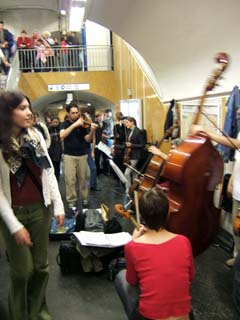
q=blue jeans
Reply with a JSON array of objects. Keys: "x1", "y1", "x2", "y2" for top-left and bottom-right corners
[
  {"x1": 114, "y1": 269, "x2": 141, "y2": 320},
  {"x1": 87, "y1": 152, "x2": 97, "y2": 188},
  {"x1": 115, "y1": 269, "x2": 194, "y2": 320}
]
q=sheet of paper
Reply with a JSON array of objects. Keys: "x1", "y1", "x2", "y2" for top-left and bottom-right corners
[
  {"x1": 96, "y1": 141, "x2": 113, "y2": 159},
  {"x1": 73, "y1": 231, "x2": 132, "y2": 248},
  {"x1": 105, "y1": 232, "x2": 132, "y2": 247}
]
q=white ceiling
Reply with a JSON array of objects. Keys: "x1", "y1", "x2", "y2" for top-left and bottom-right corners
[
  {"x1": 86, "y1": 0, "x2": 240, "y2": 101},
  {"x1": 1, "y1": 0, "x2": 240, "y2": 103}
]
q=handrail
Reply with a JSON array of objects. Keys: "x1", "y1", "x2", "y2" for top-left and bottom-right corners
[
  {"x1": 17, "y1": 45, "x2": 114, "y2": 72},
  {"x1": 6, "y1": 54, "x2": 20, "y2": 90}
]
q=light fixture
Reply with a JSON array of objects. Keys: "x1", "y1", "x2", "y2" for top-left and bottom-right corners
[
  {"x1": 60, "y1": 9, "x2": 66, "y2": 15},
  {"x1": 69, "y1": 7, "x2": 85, "y2": 31},
  {"x1": 66, "y1": 93, "x2": 73, "y2": 105}
]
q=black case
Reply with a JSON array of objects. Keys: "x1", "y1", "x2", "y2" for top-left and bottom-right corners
[{"x1": 56, "y1": 241, "x2": 82, "y2": 274}]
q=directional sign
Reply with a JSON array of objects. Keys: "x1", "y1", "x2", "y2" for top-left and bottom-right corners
[{"x1": 48, "y1": 83, "x2": 90, "y2": 92}]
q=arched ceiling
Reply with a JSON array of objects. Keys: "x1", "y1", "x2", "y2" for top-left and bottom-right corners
[
  {"x1": 1, "y1": 0, "x2": 240, "y2": 102},
  {"x1": 85, "y1": 0, "x2": 240, "y2": 101},
  {"x1": 33, "y1": 91, "x2": 114, "y2": 114}
]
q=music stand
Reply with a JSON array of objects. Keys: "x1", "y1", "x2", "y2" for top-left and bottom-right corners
[{"x1": 109, "y1": 159, "x2": 127, "y2": 184}]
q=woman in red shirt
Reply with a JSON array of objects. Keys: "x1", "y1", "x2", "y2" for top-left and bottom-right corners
[
  {"x1": 115, "y1": 187, "x2": 194, "y2": 320},
  {"x1": 16, "y1": 29, "x2": 31, "y2": 71}
]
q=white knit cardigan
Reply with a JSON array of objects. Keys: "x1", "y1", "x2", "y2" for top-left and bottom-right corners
[{"x1": 0, "y1": 128, "x2": 65, "y2": 234}]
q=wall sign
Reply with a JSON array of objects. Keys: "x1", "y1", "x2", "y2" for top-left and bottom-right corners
[{"x1": 48, "y1": 83, "x2": 90, "y2": 92}]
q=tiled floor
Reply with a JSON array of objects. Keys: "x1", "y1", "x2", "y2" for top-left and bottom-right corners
[{"x1": 0, "y1": 174, "x2": 238, "y2": 319}]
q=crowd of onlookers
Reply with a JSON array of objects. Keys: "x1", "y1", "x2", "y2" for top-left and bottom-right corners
[
  {"x1": 34, "y1": 106, "x2": 147, "y2": 214},
  {"x1": 0, "y1": 20, "x2": 82, "y2": 74}
]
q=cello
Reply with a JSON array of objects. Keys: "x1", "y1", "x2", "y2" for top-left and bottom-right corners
[
  {"x1": 161, "y1": 52, "x2": 229, "y2": 255},
  {"x1": 128, "y1": 124, "x2": 178, "y2": 198}
]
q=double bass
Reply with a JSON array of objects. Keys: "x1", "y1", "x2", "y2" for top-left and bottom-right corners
[
  {"x1": 128, "y1": 125, "x2": 177, "y2": 198},
  {"x1": 116, "y1": 53, "x2": 229, "y2": 256},
  {"x1": 161, "y1": 52, "x2": 229, "y2": 255}
]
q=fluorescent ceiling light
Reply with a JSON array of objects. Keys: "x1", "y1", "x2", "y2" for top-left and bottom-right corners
[
  {"x1": 69, "y1": 7, "x2": 85, "y2": 31},
  {"x1": 67, "y1": 93, "x2": 73, "y2": 100}
]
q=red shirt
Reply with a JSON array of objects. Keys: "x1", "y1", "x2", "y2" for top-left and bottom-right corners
[
  {"x1": 125, "y1": 235, "x2": 194, "y2": 319},
  {"x1": 10, "y1": 160, "x2": 43, "y2": 206},
  {"x1": 16, "y1": 36, "x2": 31, "y2": 48}
]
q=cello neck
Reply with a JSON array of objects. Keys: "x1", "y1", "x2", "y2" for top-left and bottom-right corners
[
  {"x1": 155, "y1": 124, "x2": 179, "y2": 148},
  {"x1": 191, "y1": 52, "x2": 229, "y2": 126}
]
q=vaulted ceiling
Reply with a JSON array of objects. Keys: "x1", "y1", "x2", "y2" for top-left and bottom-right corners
[{"x1": 1, "y1": 0, "x2": 239, "y2": 103}]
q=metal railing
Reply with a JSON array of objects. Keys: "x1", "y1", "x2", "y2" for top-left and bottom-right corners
[
  {"x1": 17, "y1": 45, "x2": 114, "y2": 72},
  {"x1": 6, "y1": 53, "x2": 20, "y2": 90}
]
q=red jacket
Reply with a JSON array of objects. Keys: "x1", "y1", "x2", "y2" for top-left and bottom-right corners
[{"x1": 17, "y1": 36, "x2": 31, "y2": 49}]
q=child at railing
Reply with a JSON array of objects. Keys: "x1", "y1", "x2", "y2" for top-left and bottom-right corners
[
  {"x1": 60, "y1": 36, "x2": 68, "y2": 71},
  {"x1": 35, "y1": 38, "x2": 47, "y2": 72}
]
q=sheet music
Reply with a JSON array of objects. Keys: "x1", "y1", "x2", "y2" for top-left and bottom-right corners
[
  {"x1": 96, "y1": 141, "x2": 113, "y2": 159},
  {"x1": 73, "y1": 231, "x2": 132, "y2": 248},
  {"x1": 106, "y1": 232, "x2": 132, "y2": 247}
]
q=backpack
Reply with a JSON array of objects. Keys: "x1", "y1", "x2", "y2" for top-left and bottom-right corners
[
  {"x1": 75, "y1": 209, "x2": 122, "y2": 234},
  {"x1": 84, "y1": 209, "x2": 105, "y2": 232}
]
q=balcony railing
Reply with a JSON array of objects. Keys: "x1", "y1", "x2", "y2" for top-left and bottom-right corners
[{"x1": 17, "y1": 45, "x2": 114, "y2": 72}]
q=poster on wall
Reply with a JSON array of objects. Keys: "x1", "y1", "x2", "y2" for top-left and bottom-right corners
[
  {"x1": 181, "y1": 98, "x2": 222, "y2": 139},
  {"x1": 120, "y1": 99, "x2": 143, "y2": 128}
]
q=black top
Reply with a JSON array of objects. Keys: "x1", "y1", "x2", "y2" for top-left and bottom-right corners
[
  {"x1": 114, "y1": 126, "x2": 146, "y2": 160},
  {"x1": 95, "y1": 121, "x2": 109, "y2": 144},
  {"x1": 127, "y1": 127, "x2": 146, "y2": 159},
  {"x1": 60, "y1": 120, "x2": 90, "y2": 156},
  {"x1": 113, "y1": 123, "x2": 127, "y2": 145},
  {"x1": 48, "y1": 125, "x2": 63, "y2": 161}
]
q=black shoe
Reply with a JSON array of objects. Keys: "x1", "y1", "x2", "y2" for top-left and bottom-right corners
[{"x1": 90, "y1": 186, "x2": 102, "y2": 191}]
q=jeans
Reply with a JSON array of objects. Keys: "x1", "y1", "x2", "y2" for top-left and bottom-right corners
[
  {"x1": 125, "y1": 159, "x2": 138, "y2": 193},
  {"x1": 87, "y1": 152, "x2": 97, "y2": 188},
  {"x1": 114, "y1": 269, "x2": 140, "y2": 320},
  {"x1": 115, "y1": 269, "x2": 194, "y2": 320},
  {"x1": 0, "y1": 202, "x2": 52, "y2": 320}
]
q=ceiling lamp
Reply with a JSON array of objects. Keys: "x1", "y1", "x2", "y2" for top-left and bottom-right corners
[{"x1": 69, "y1": 6, "x2": 85, "y2": 31}]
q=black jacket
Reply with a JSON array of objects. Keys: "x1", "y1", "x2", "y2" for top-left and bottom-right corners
[{"x1": 127, "y1": 127, "x2": 146, "y2": 160}]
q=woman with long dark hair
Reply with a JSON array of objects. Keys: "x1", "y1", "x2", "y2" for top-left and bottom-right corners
[{"x1": 0, "y1": 91, "x2": 65, "y2": 320}]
